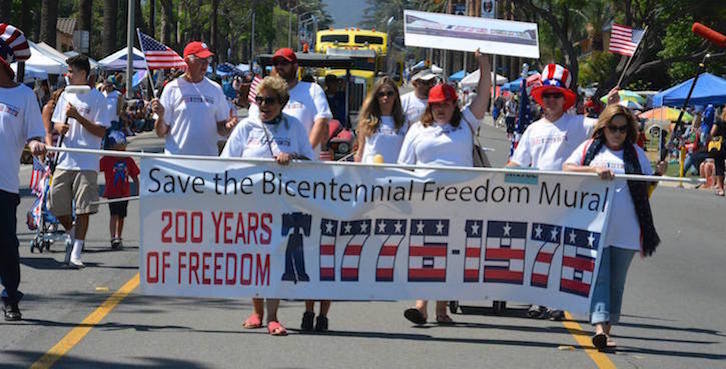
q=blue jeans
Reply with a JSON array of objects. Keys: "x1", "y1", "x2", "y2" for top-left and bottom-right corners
[{"x1": 590, "y1": 247, "x2": 637, "y2": 325}]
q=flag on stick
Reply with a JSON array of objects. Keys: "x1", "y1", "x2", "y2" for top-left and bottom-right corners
[
  {"x1": 608, "y1": 24, "x2": 645, "y2": 57},
  {"x1": 248, "y1": 75, "x2": 263, "y2": 106},
  {"x1": 136, "y1": 30, "x2": 186, "y2": 70}
]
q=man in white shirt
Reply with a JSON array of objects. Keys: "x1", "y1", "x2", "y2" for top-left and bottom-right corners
[
  {"x1": 0, "y1": 24, "x2": 46, "y2": 321},
  {"x1": 49, "y1": 54, "x2": 111, "y2": 268},
  {"x1": 507, "y1": 63, "x2": 618, "y2": 319},
  {"x1": 151, "y1": 41, "x2": 238, "y2": 156},
  {"x1": 400, "y1": 69, "x2": 437, "y2": 125},
  {"x1": 251, "y1": 48, "x2": 332, "y2": 156}
]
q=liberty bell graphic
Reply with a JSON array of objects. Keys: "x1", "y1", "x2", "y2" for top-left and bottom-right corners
[{"x1": 281, "y1": 212, "x2": 311, "y2": 282}]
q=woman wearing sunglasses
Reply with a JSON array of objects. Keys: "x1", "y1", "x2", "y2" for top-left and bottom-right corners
[
  {"x1": 563, "y1": 104, "x2": 667, "y2": 351},
  {"x1": 220, "y1": 76, "x2": 315, "y2": 336},
  {"x1": 354, "y1": 76, "x2": 407, "y2": 163},
  {"x1": 398, "y1": 50, "x2": 491, "y2": 325}
]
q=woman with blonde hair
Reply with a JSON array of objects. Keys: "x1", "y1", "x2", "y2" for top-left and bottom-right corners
[
  {"x1": 564, "y1": 104, "x2": 667, "y2": 351},
  {"x1": 221, "y1": 75, "x2": 315, "y2": 336},
  {"x1": 354, "y1": 76, "x2": 407, "y2": 163}
]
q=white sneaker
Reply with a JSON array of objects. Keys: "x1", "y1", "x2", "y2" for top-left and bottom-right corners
[{"x1": 69, "y1": 258, "x2": 85, "y2": 269}]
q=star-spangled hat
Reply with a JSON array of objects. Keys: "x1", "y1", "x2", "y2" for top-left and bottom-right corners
[
  {"x1": 530, "y1": 64, "x2": 577, "y2": 110},
  {"x1": 0, "y1": 23, "x2": 31, "y2": 80}
]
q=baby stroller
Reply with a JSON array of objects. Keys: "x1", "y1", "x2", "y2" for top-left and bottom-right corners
[{"x1": 26, "y1": 158, "x2": 65, "y2": 253}]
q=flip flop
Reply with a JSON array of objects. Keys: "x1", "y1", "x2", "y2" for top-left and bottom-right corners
[
  {"x1": 404, "y1": 308, "x2": 427, "y2": 325},
  {"x1": 716, "y1": 189, "x2": 725, "y2": 196},
  {"x1": 267, "y1": 321, "x2": 288, "y2": 336},
  {"x1": 606, "y1": 338, "x2": 617, "y2": 348},
  {"x1": 592, "y1": 332, "x2": 608, "y2": 351},
  {"x1": 243, "y1": 313, "x2": 262, "y2": 329},
  {"x1": 435, "y1": 314, "x2": 455, "y2": 325}
]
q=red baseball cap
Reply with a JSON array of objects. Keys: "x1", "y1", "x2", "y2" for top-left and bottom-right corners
[
  {"x1": 272, "y1": 48, "x2": 297, "y2": 64},
  {"x1": 183, "y1": 41, "x2": 214, "y2": 59},
  {"x1": 428, "y1": 84, "x2": 458, "y2": 104}
]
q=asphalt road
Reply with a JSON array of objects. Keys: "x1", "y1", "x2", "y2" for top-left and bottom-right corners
[{"x1": 2, "y1": 118, "x2": 725, "y2": 369}]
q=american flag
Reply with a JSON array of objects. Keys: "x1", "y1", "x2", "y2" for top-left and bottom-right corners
[
  {"x1": 136, "y1": 29, "x2": 186, "y2": 70},
  {"x1": 560, "y1": 227, "x2": 600, "y2": 297},
  {"x1": 608, "y1": 24, "x2": 645, "y2": 57},
  {"x1": 483, "y1": 221, "x2": 526, "y2": 285},
  {"x1": 29, "y1": 158, "x2": 49, "y2": 195},
  {"x1": 319, "y1": 218, "x2": 338, "y2": 281},
  {"x1": 247, "y1": 75, "x2": 263, "y2": 105}
]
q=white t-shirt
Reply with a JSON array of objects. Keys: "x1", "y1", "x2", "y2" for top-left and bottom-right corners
[
  {"x1": 398, "y1": 107, "x2": 480, "y2": 167},
  {"x1": 220, "y1": 113, "x2": 316, "y2": 160},
  {"x1": 0, "y1": 84, "x2": 45, "y2": 193},
  {"x1": 361, "y1": 116, "x2": 408, "y2": 164},
  {"x1": 248, "y1": 81, "x2": 332, "y2": 153},
  {"x1": 510, "y1": 113, "x2": 596, "y2": 170},
  {"x1": 400, "y1": 91, "x2": 427, "y2": 125},
  {"x1": 103, "y1": 90, "x2": 122, "y2": 122},
  {"x1": 160, "y1": 77, "x2": 229, "y2": 156},
  {"x1": 52, "y1": 88, "x2": 111, "y2": 171},
  {"x1": 566, "y1": 140, "x2": 653, "y2": 250}
]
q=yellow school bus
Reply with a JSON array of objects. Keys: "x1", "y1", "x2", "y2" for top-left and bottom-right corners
[{"x1": 315, "y1": 28, "x2": 403, "y2": 117}]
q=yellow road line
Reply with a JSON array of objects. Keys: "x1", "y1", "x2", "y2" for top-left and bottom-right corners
[
  {"x1": 561, "y1": 311, "x2": 616, "y2": 369},
  {"x1": 30, "y1": 273, "x2": 140, "y2": 369}
]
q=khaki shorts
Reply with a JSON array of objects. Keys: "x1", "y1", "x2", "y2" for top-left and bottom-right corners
[{"x1": 49, "y1": 169, "x2": 99, "y2": 216}]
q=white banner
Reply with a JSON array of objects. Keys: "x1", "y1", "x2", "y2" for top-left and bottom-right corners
[
  {"x1": 139, "y1": 159, "x2": 613, "y2": 315},
  {"x1": 404, "y1": 10, "x2": 540, "y2": 58}
]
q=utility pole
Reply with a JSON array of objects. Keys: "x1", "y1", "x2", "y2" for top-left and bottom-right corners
[
  {"x1": 250, "y1": 9, "x2": 255, "y2": 69},
  {"x1": 126, "y1": 0, "x2": 134, "y2": 99}
]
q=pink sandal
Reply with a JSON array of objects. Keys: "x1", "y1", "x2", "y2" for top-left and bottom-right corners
[
  {"x1": 243, "y1": 313, "x2": 263, "y2": 329},
  {"x1": 267, "y1": 321, "x2": 288, "y2": 336}
]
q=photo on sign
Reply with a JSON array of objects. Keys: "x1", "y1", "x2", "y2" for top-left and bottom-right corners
[
  {"x1": 481, "y1": 0, "x2": 496, "y2": 18},
  {"x1": 403, "y1": 9, "x2": 539, "y2": 58}
]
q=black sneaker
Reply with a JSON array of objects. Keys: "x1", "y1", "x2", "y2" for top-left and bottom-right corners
[
  {"x1": 111, "y1": 238, "x2": 122, "y2": 250},
  {"x1": 301, "y1": 311, "x2": 314, "y2": 331},
  {"x1": 315, "y1": 315, "x2": 328, "y2": 332},
  {"x1": 548, "y1": 309, "x2": 565, "y2": 321},
  {"x1": 3, "y1": 303, "x2": 21, "y2": 321},
  {"x1": 527, "y1": 305, "x2": 548, "y2": 319}
]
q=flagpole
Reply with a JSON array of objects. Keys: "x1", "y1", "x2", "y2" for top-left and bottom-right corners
[
  {"x1": 616, "y1": 25, "x2": 648, "y2": 88},
  {"x1": 137, "y1": 28, "x2": 158, "y2": 99}
]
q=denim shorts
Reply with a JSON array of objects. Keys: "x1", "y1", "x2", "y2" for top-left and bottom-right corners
[{"x1": 590, "y1": 246, "x2": 637, "y2": 325}]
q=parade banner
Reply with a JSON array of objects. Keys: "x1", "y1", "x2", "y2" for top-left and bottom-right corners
[
  {"x1": 404, "y1": 10, "x2": 540, "y2": 58},
  {"x1": 139, "y1": 158, "x2": 613, "y2": 315}
]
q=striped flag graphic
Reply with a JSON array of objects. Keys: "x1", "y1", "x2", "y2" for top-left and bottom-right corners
[
  {"x1": 483, "y1": 221, "x2": 526, "y2": 285},
  {"x1": 560, "y1": 227, "x2": 600, "y2": 297},
  {"x1": 374, "y1": 219, "x2": 407, "y2": 282},
  {"x1": 463, "y1": 220, "x2": 483, "y2": 283},
  {"x1": 408, "y1": 219, "x2": 449, "y2": 282},
  {"x1": 339, "y1": 219, "x2": 371, "y2": 281},
  {"x1": 248, "y1": 75, "x2": 263, "y2": 106},
  {"x1": 319, "y1": 219, "x2": 338, "y2": 281},
  {"x1": 530, "y1": 223, "x2": 563, "y2": 288}
]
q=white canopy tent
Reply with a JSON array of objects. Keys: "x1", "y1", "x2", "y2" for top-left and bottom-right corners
[
  {"x1": 63, "y1": 50, "x2": 100, "y2": 70},
  {"x1": 11, "y1": 64, "x2": 48, "y2": 82},
  {"x1": 10, "y1": 41, "x2": 67, "y2": 75},
  {"x1": 35, "y1": 42, "x2": 70, "y2": 65},
  {"x1": 98, "y1": 47, "x2": 147, "y2": 71},
  {"x1": 459, "y1": 70, "x2": 508, "y2": 88}
]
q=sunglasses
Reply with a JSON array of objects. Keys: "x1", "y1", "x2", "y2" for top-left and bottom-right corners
[
  {"x1": 606, "y1": 125, "x2": 628, "y2": 133},
  {"x1": 189, "y1": 56, "x2": 212, "y2": 64},
  {"x1": 255, "y1": 96, "x2": 279, "y2": 105},
  {"x1": 542, "y1": 92, "x2": 564, "y2": 99},
  {"x1": 377, "y1": 90, "x2": 395, "y2": 98}
]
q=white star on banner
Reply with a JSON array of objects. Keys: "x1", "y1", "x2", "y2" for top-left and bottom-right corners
[
  {"x1": 534, "y1": 224, "x2": 543, "y2": 239},
  {"x1": 416, "y1": 221, "x2": 425, "y2": 234},
  {"x1": 344, "y1": 223, "x2": 352, "y2": 234},
  {"x1": 503, "y1": 223, "x2": 512, "y2": 237},
  {"x1": 471, "y1": 222, "x2": 480, "y2": 236},
  {"x1": 325, "y1": 221, "x2": 334, "y2": 234},
  {"x1": 569, "y1": 230, "x2": 577, "y2": 243},
  {"x1": 394, "y1": 221, "x2": 403, "y2": 233},
  {"x1": 360, "y1": 222, "x2": 368, "y2": 233},
  {"x1": 435, "y1": 221, "x2": 444, "y2": 234},
  {"x1": 550, "y1": 227, "x2": 559, "y2": 241},
  {"x1": 587, "y1": 233, "x2": 596, "y2": 247},
  {"x1": 377, "y1": 221, "x2": 387, "y2": 233}
]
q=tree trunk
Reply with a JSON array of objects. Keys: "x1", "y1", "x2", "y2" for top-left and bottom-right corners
[
  {"x1": 20, "y1": 2, "x2": 33, "y2": 37},
  {"x1": 160, "y1": 0, "x2": 172, "y2": 46},
  {"x1": 40, "y1": 0, "x2": 59, "y2": 48},
  {"x1": 0, "y1": 0, "x2": 12, "y2": 24},
  {"x1": 149, "y1": 0, "x2": 155, "y2": 38},
  {"x1": 135, "y1": 0, "x2": 146, "y2": 35},
  {"x1": 79, "y1": 0, "x2": 92, "y2": 53},
  {"x1": 103, "y1": 0, "x2": 117, "y2": 55},
  {"x1": 211, "y1": 0, "x2": 219, "y2": 56}
]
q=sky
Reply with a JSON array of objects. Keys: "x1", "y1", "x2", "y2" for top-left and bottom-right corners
[{"x1": 322, "y1": 0, "x2": 367, "y2": 28}]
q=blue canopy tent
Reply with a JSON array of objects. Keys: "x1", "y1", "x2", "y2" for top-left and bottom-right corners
[
  {"x1": 448, "y1": 69, "x2": 466, "y2": 82},
  {"x1": 502, "y1": 77, "x2": 523, "y2": 92},
  {"x1": 653, "y1": 73, "x2": 726, "y2": 107}
]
